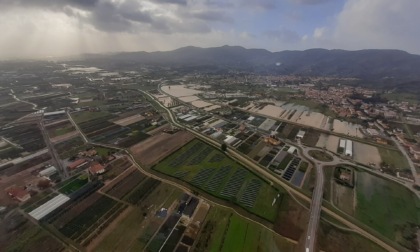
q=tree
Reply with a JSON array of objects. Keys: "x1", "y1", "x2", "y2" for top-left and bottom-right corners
[
  {"x1": 221, "y1": 143, "x2": 227, "y2": 152},
  {"x1": 37, "y1": 179, "x2": 51, "y2": 189}
]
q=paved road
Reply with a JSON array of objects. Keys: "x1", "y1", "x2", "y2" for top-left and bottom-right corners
[
  {"x1": 391, "y1": 136, "x2": 420, "y2": 185},
  {"x1": 66, "y1": 110, "x2": 88, "y2": 143},
  {"x1": 38, "y1": 121, "x2": 68, "y2": 178},
  {"x1": 146, "y1": 88, "x2": 400, "y2": 252},
  {"x1": 305, "y1": 163, "x2": 324, "y2": 252}
]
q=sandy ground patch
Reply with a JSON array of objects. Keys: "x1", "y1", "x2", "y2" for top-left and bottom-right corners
[
  {"x1": 255, "y1": 104, "x2": 285, "y2": 118},
  {"x1": 114, "y1": 114, "x2": 145, "y2": 126},
  {"x1": 191, "y1": 100, "x2": 213, "y2": 108},
  {"x1": 316, "y1": 134, "x2": 340, "y2": 153},
  {"x1": 353, "y1": 142, "x2": 382, "y2": 167},
  {"x1": 130, "y1": 130, "x2": 195, "y2": 167},
  {"x1": 295, "y1": 111, "x2": 327, "y2": 129},
  {"x1": 333, "y1": 120, "x2": 362, "y2": 137},
  {"x1": 161, "y1": 85, "x2": 202, "y2": 97},
  {"x1": 157, "y1": 96, "x2": 174, "y2": 107},
  {"x1": 179, "y1": 96, "x2": 200, "y2": 103}
]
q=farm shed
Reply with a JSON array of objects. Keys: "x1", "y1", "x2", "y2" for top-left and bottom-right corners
[
  {"x1": 67, "y1": 159, "x2": 88, "y2": 170},
  {"x1": 288, "y1": 146, "x2": 297, "y2": 154},
  {"x1": 28, "y1": 194, "x2": 70, "y2": 220},
  {"x1": 296, "y1": 130, "x2": 306, "y2": 139},
  {"x1": 345, "y1": 140, "x2": 353, "y2": 157},
  {"x1": 39, "y1": 166, "x2": 58, "y2": 177},
  {"x1": 7, "y1": 187, "x2": 31, "y2": 202}
]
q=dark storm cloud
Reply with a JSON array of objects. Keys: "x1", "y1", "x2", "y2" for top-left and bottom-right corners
[
  {"x1": 87, "y1": 1, "x2": 133, "y2": 32},
  {"x1": 0, "y1": 0, "x2": 98, "y2": 10},
  {"x1": 0, "y1": 0, "x2": 214, "y2": 34},
  {"x1": 264, "y1": 29, "x2": 301, "y2": 43}
]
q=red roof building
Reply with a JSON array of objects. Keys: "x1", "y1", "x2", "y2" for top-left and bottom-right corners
[
  {"x1": 67, "y1": 159, "x2": 88, "y2": 170},
  {"x1": 89, "y1": 162, "x2": 105, "y2": 175},
  {"x1": 7, "y1": 187, "x2": 31, "y2": 202}
]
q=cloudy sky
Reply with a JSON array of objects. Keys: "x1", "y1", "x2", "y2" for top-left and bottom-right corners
[{"x1": 0, "y1": 0, "x2": 419, "y2": 58}]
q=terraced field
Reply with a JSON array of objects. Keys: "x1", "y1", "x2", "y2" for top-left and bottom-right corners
[{"x1": 153, "y1": 139, "x2": 282, "y2": 222}]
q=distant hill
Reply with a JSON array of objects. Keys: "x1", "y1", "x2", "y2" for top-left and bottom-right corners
[{"x1": 76, "y1": 45, "x2": 420, "y2": 85}]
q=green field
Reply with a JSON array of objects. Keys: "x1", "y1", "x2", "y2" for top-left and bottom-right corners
[
  {"x1": 382, "y1": 92, "x2": 420, "y2": 105},
  {"x1": 378, "y1": 147, "x2": 410, "y2": 170},
  {"x1": 195, "y1": 207, "x2": 296, "y2": 252},
  {"x1": 221, "y1": 214, "x2": 247, "y2": 252},
  {"x1": 356, "y1": 171, "x2": 420, "y2": 247},
  {"x1": 58, "y1": 173, "x2": 88, "y2": 194},
  {"x1": 287, "y1": 99, "x2": 337, "y2": 118},
  {"x1": 153, "y1": 139, "x2": 282, "y2": 222},
  {"x1": 71, "y1": 111, "x2": 112, "y2": 123},
  {"x1": 54, "y1": 126, "x2": 74, "y2": 136},
  {"x1": 318, "y1": 219, "x2": 388, "y2": 252}
]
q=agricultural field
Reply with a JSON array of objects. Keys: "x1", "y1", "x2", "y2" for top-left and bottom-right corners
[
  {"x1": 0, "y1": 212, "x2": 64, "y2": 252},
  {"x1": 71, "y1": 111, "x2": 114, "y2": 124},
  {"x1": 353, "y1": 142, "x2": 382, "y2": 167},
  {"x1": 317, "y1": 220, "x2": 388, "y2": 252},
  {"x1": 316, "y1": 133, "x2": 340, "y2": 153},
  {"x1": 58, "y1": 173, "x2": 88, "y2": 195},
  {"x1": 301, "y1": 129, "x2": 321, "y2": 147},
  {"x1": 103, "y1": 157, "x2": 133, "y2": 180},
  {"x1": 0, "y1": 123, "x2": 46, "y2": 158},
  {"x1": 74, "y1": 111, "x2": 152, "y2": 147},
  {"x1": 355, "y1": 171, "x2": 420, "y2": 249},
  {"x1": 378, "y1": 147, "x2": 410, "y2": 171},
  {"x1": 44, "y1": 180, "x2": 127, "y2": 247},
  {"x1": 54, "y1": 136, "x2": 85, "y2": 159},
  {"x1": 323, "y1": 165, "x2": 355, "y2": 215},
  {"x1": 0, "y1": 102, "x2": 36, "y2": 127},
  {"x1": 153, "y1": 139, "x2": 282, "y2": 222},
  {"x1": 0, "y1": 152, "x2": 51, "y2": 177},
  {"x1": 130, "y1": 129, "x2": 195, "y2": 167},
  {"x1": 274, "y1": 194, "x2": 309, "y2": 242},
  {"x1": 194, "y1": 206, "x2": 297, "y2": 252},
  {"x1": 45, "y1": 120, "x2": 75, "y2": 138},
  {"x1": 24, "y1": 93, "x2": 73, "y2": 111},
  {"x1": 92, "y1": 182, "x2": 184, "y2": 252}
]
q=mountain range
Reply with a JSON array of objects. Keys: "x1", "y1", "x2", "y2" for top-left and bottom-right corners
[{"x1": 76, "y1": 45, "x2": 420, "y2": 86}]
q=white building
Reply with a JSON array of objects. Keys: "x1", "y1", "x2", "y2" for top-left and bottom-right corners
[
  {"x1": 28, "y1": 194, "x2": 70, "y2": 220},
  {"x1": 296, "y1": 130, "x2": 306, "y2": 139},
  {"x1": 345, "y1": 140, "x2": 353, "y2": 157},
  {"x1": 39, "y1": 166, "x2": 57, "y2": 177}
]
